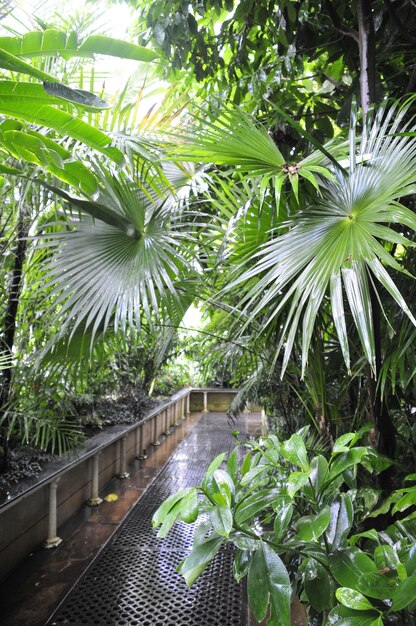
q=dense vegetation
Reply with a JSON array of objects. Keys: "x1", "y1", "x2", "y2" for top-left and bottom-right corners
[{"x1": 0, "y1": 1, "x2": 416, "y2": 624}]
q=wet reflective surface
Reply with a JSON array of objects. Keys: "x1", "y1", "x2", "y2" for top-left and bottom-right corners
[{"x1": 1, "y1": 412, "x2": 261, "y2": 625}]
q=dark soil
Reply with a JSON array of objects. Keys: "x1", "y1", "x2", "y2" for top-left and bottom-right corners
[
  {"x1": 0, "y1": 388, "x2": 158, "y2": 496},
  {"x1": 0, "y1": 446, "x2": 53, "y2": 499}
]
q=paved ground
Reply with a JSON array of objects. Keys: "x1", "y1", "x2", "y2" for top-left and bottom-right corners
[{"x1": 0, "y1": 411, "x2": 261, "y2": 626}]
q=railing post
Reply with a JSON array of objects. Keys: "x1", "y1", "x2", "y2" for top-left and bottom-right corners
[
  {"x1": 203, "y1": 391, "x2": 208, "y2": 413},
  {"x1": 186, "y1": 393, "x2": 191, "y2": 415},
  {"x1": 44, "y1": 478, "x2": 62, "y2": 549},
  {"x1": 180, "y1": 398, "x2": 186, "y2": 420},
  {"x1": 87, "y1": 453, "x2": 102, "y2": 506},
  {"x1": 164, "y1": 408, "x2": 171, "y2": 436},
  {"x1": 117, "y1": 436, "x2": 130, "y2": 478},
  {"x1": 174, "y1": 402, "x2": 180, "y2": 426},
  {"x1": 152, "y1": 413, "x2": 161, "y2": 446},
  {"x1": 137, "y1": 422, "x2": 147, "y2": 460},
  {"x1": 261, "y1": 408, "x2": 268, "y2": 436}
]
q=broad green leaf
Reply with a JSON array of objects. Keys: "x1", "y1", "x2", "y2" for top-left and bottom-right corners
[
  {"x1": 43, "y1": 82, "x2": 110, "y2": 110},
  {"x1": 178, "y1": 488, "x2": 198, "y2": 524},
  {"x1": 357, "y1": 572, "x2": 397, "y2": 599},
  {"x1": 233, "y1": 548, "x2": 252, "y2": 582},
  {"x1": 280, "y1": 434, "x2": 309, "y2": 470},
  {"x1": 326, "y1": 448, "x2": 368, "y2": 485},
  {"x1": 0, "y1": 30, "x2": 158, "y2": 62},
  {"x1": 177, "y1": 535, "x2": 224, "y2": 586},
  {"x1": 296, "y1": 506, "x2": 331, "y2": 542},
  {"x1": 348, "y1": 528, "x2": 379, "y2": 546},
  {"x1": 392, "y1": 488, "x2": 416, "y2": 514},
  {"x1": 2, "y1": 130, "x2": 98, "y2": 193},
  {"x1": 329, "y1": 548, "x2": 377, "y2": 590},
  {"x1": 287, "y1": 471, "x2": 311, "y2": 497},
  {"x1": 206, "y1": 469, "x2": 234, "y2": 506},
  {"x1": 326, "y1": 494, "x2": 353, "y2": 551},
  {"x1": 405, "y1": 545, "x2": 416, "y2": 576},
  {"x1": 152, "y1": 489, "x2": 191, "y2": 527},
  {"x1": 374, "y1": 544, "x2": 399, "y2": 570},
  {"x1": 273, "y1": 498, "x2": 293, "y2": 541},
  {"x1": 333, "y1": 432, "x2": 357, "y2": 454},
  {"x1": 152, "y1": 488, "x2": 197, "y2": 537},
  {"x1": 304, "y1": 454, "x2": 328, "y2": 499},
  {"x1": 202, "y1": 453, "x2": 226, "y2": 487},
  {"x1": 240, "y1": 463, "x2": 270, "y2": 486},
  {"x1": 0, "y1": 93, "x2": 122, "y2": 162},
  {"x1": 235, "y1": 488, "x2": 281, "y2": 525},
  {"x1": 211, "y1": 502, "x2": 233, "y2": 537},
  {"x1": 248, "y1": 542, "x2": 291, "y2": 625},
  {"x1": 303, "y1": 558, "x2": 332, "y2": 612},
  {"x1": 0, "y1": 47, "x2": 56, "y2": 80},
  {"x1": 327, "y1": 605, "x2": 382, "y2": 626},
  {"x1": 226, "y1": 447, "x2": 238, "y2": 479},
  {"x1": 390, "y1": 574, "x2": 416, "y2": 610},
  {"x1": 336, "y1": 588, "x2": 375, "y2": 611}
]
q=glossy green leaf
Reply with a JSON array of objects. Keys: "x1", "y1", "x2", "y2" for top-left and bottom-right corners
[
  {"x1": 329, "y1": 548, "x2": 377, "y2": 590},
  {"x1": 248, "y1": 542, "x2": 291, "y2": 625},
  {"x1": 273, "y1": 498, "x2": 293, "y2": 541},
  {"x1": 287, "y1": 471, "x2": 311, "y2": 497},
  {"x1": 296, "y1": 506, "x2": 330, "y2": 542},
  {"x1": 226, "y1": 448, "x2": 238, "y2": 479},
  {"x1": 391, "y1": 574, "x2": 416, "y2": 610},
  {"x1": 177, "y1": 535, "x2": 224, "y2": 586},
  {"x1": 0, "y1": 89, "x2": 122, "y2": 162},
  {"x1": 374, "y1": 544, "x2": 399, "y2": 570},
  {"x1": 235, "y1": 488, "x2": 281, "y2": 525},
  {"x1": 202, "y1": 453, "x2": 226, "y2": 487},
  {"x1": 303, "y1": 558, "x2": 332, "y2": 612},
  {"x1": 327, "y1": 605, "x2": 382, "y2": 626},
  {"x1": 336, "y1": 588, "x2": 375, "y2": 611},
  {"x1": 240, "y1": 463, "x2": 270, "y2": 486},
  {"x1": 326, "y1": 494, "x2": 353, "y2": 551},
  {"x1": 304, "y1": 454, "x2": 328, "y2": 499},
  {"x1": 0, "y1": 47, "x2": 56, "y2": 80},
  {"x1": 327, "y1": 448, "x2": 368, "y2": 485},
  {"x1": 211, "y1": 503, "x2": 233, "y2": 537},
  {"x1": 152, "y1": 488, "x2": 194, "y2": 534},
  {"x1": 280, "y1": 433, "x2": 309, "y2": 470},
  {"x1": 405, "y1": 545, "x2": 416, "y2": 576},
  {"x1": 392, "y1": 488, "x2": 416, "y2": 514},
  {"x1": 357, "y1": 572, "x2": 397, "y2": 599}
]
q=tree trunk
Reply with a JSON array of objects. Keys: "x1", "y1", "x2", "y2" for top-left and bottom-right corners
[
  {"x1": 0, "y1": 203, "x2": 30, "y2": 472},
  {"x1": 357, "y1": 0, "x2": 376, "y2": 116},
  {"x1": 356, "y1": 0, "x2": 396, "y2": 479}
]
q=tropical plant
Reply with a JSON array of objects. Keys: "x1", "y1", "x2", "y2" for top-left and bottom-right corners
[{"x1": 153, "y1": 428, "x2": 416, "y2": 626}]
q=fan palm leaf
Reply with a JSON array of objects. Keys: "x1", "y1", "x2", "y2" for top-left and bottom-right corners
[
  {"x1": 219, "y1": 102, "x2": 416, "y2": 377},
  {"x1": 36, "y1": 168, "x2": 197, "y2": 342}
]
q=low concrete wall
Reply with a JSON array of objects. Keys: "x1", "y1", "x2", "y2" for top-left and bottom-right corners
[
  {"x1": 190, "y1": 388, "x2": 239, "y2": 412},
  {"x1": 0, "y1": 388, "x2": 238, "y2": 583}
]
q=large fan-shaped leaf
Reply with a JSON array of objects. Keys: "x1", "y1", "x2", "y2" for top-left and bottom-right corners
[
  {"x1": 223, "y1": 103, "x2": 416, "y2": 375},
  {"x1": 36, "y1": 172, "x2": 195, "y2": 341}
]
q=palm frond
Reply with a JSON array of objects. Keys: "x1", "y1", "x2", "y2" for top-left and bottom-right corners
[
  {"x1": 35, "y1": 168, "x2": 197, "y2": 341},
  {"x1": 224, "y1": 102, "x2": 416, "y2": 377}
]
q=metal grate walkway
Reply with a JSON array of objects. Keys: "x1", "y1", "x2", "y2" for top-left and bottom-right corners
[{"x1": 48, "y1": 413, "x2": 248, "y2": 626}]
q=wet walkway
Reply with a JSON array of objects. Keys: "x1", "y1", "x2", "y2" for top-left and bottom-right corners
[{"x1": 1, "y1": 411, "x2": 261, "y2": 626}]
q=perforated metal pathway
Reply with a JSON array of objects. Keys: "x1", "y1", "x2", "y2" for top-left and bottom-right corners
[{"x1": 48, "y1": 413, "x2": 248, "y2": 626}]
